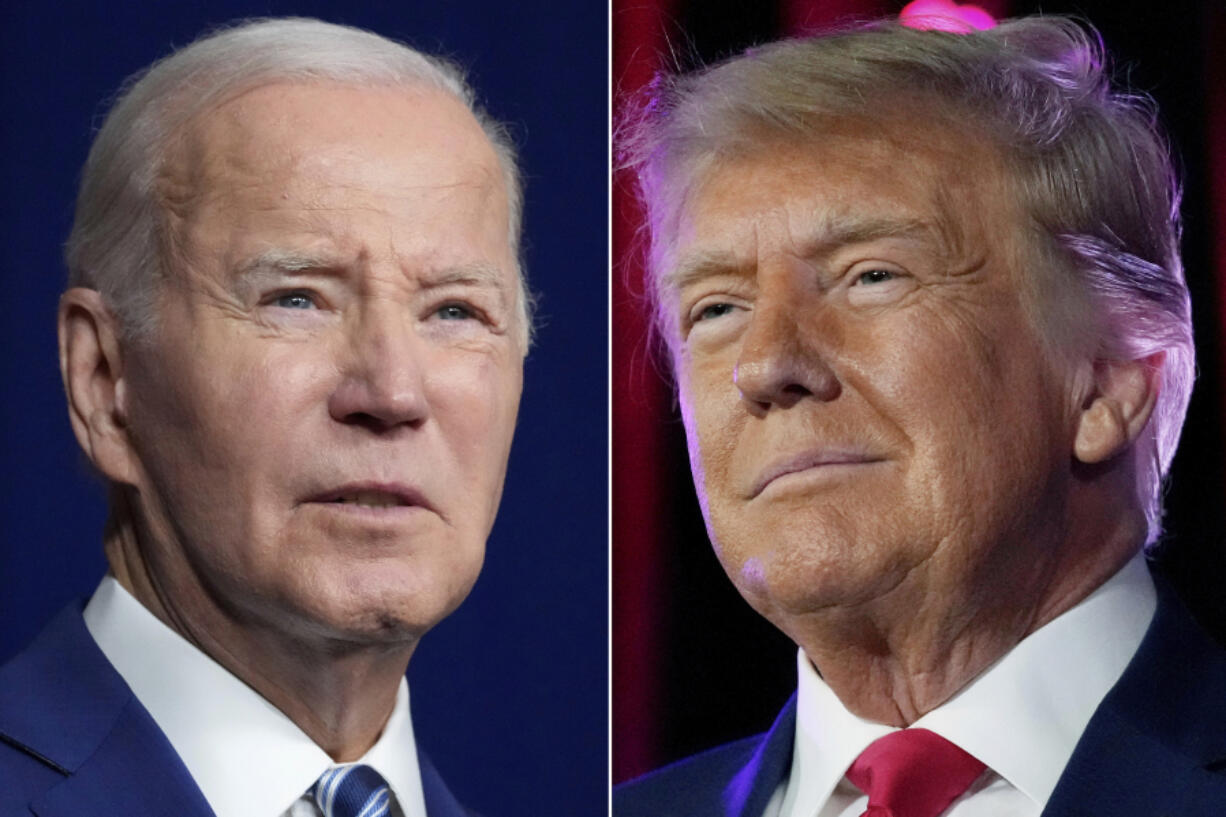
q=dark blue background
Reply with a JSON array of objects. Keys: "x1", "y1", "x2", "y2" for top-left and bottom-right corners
[{"x1": 0, "y1": 2, "x2": 607, "y2": 815}]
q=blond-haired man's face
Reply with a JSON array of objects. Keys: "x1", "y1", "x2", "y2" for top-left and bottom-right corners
[{"x1": 666, "y1": 124, "x2": 1081, "y2": 638}]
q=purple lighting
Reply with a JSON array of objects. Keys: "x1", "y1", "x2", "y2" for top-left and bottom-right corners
[{"x1": 900, "y1": 0, "x2": 997, "y2": 32}]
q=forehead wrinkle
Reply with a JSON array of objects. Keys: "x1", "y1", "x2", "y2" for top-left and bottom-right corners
[
  {"x1": 665, "y1": 111, "x2": 991, "y2": 265},
  {"x1": 160, "y1": 96, "x2": 504, "y2": 224},
  {"x1": 669, "y1": 210, "x2": 960, "y2": 296},
  {"x1": 786, "y1": 203, "x2": 964, "y2": 264},
  {"x1": 295, "y1": 175, "x2": 501, "y2": 203},
  {"x1": 239, "y1": 247, "x2": 510, "y2": 301}
]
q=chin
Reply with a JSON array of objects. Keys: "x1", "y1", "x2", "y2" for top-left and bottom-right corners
[
  {"x1": 300, "y1": 597, "x2": 450, "y2": 647},
  {"x1": 718, "y1": 520, "x2": 914, "y2": 618},
  {"x1": 296, "y1": 564, "x2": 480, "y2": 646}
]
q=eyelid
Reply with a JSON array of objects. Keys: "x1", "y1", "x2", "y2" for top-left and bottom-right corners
[
  {"x1": 692, "y1": 301, "x2": 739, "y2": 321},
  {"x1": 684, "y1": 280, "x2": 753, "y2": 316},
  {"x1": 844, "y1": 262, "x2": 916, "y2": 307},
  {"x1": 852, "y1": 269, "x2": 897, "y2": 286},
  {"x1": 263, "y1": 288, "x2": 324, "y2": 309},
  {"x1": 846, "y1": 260, "x2": 907, "y2": 281},
  {"x1": 683, "y1": 293, "x2": 751, "y2": 342},
  {"x1": 436, "y1": 301, "x2": 475, "y2": 318},
  {"x1": 428, "y1": 298, "x2": 496, "y2": 326}
]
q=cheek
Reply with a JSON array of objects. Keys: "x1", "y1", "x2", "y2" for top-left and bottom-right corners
[
  {"x1": 676, "y1": 385, "x2": 712, "y2": 517},
  {"x1": 133, "y1": 335, "x2": 333, "y2": 514},
  {"x1": 427, "y1": 349, "x2": 522, "y2": 486},
  {"x1": 868, "y1": 296, "x2": 1021, "y2": 433},
  {"x1": 678, "y1": 359, "x2": 732, "y2": 476},
  {"x1": 877, "y1": 304, "x2": 1066, "y2": 523},
  {"x1": 677, "y1": 354, "x2": 750, "y2": 553},
  {"x1": 196, "y1": 345, "x2": 332, "y2": 463}
]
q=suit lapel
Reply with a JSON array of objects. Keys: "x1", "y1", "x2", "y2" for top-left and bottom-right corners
[
  {"x1": 1043, "y1": 573, "x2": 1226, "y2": 816},
  {"x1": 0, "y1": 604, "x2": 133, "y2": 773},
  {"x1": 420, "y1": 752, "x2": 475, "y2": 817},
  {"x1": 0, "y1": 603, "x2": 214, "y2": 817},
  {"x1": 30, "y1": 696, "x2": 214, "y2": 817},
  {"x1": 1042, "y1": 705, "x2": 1226, "y2": 817},
  {"x1": 721, "y1": 696, "x2": 796, "y2": 817}
]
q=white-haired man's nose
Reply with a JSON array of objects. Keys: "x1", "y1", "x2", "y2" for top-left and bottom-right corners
[{"x1": 328, "y1": 308, "x2": 430, "y2": 432}]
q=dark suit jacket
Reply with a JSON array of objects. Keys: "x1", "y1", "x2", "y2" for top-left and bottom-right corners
[
  {"x1": 0, "y1": 602, "x2": 472, "y2": 817},
  {"x1": 615, "y1": 575, "x2": 1226, "y2": 816}
]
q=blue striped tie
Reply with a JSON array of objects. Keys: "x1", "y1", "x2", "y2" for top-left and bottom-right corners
[{"x1": 312, "y1": 764, "x2": 393, "y2": 817}]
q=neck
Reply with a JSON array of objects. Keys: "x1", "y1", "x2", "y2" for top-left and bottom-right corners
[
  {"x1": 791, "y1": 496, "x2": 1144, "y2": 726},
  {"x1": 103, "y1": 493, "x2": 412, "y2": 761}
]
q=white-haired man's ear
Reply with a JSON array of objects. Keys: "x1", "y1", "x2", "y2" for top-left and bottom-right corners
[
  {"x1": 1073, "y1": 353, "x2": 1163, "y2": 465},
  {"x1": 58, "y1": 288, "x2": 138, "y2": 485}
]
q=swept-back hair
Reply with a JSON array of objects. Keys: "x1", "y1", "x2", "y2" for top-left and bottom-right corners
[
  {"x1": 66, "y1": 17, "x2": 530, "y2": 345},
  {"x1": 619, "y1": 17, "x2": 1193, "y2": 544}
]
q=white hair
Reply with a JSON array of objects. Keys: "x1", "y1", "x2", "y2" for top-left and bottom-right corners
[
  {"x1": 619, "y1": 17, "x2": 1193, "y2": 545},
  {"x1": 65, "y1": 17, "x2": 531, "y2": 346}
]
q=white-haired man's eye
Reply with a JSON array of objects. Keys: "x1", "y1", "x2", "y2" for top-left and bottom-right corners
[{"x1": 271, "y1": 291, "x2": 319, "y2": 310}]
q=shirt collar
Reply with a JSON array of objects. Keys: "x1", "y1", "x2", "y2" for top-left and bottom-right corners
[
  {"x1": 84, "y1": 575, "x2": 427, "y2": 817},
  {"x1": 783, "y1": 553, "x2": 1156, "y2": 815}
]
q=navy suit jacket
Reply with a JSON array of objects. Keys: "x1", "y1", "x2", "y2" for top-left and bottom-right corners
[
  {"x1": 0, "y1": 602, "x2": 472, "y2": 817},
  {"x1": 615, "y1": 574, "x2": 1226, "y2": 816}
]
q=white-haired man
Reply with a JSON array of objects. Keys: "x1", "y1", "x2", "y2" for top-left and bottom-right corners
[
  {"x1": 616, "y1": 16, "x2": 1225, "y2": 817},
  {"x1": 0, "y1": 18, "x2": 527, "y2": 817}
]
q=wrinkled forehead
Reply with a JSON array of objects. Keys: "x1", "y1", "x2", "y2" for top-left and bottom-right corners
[
  {"x1": 649, "y1": 109, "x2": 1020, "y2": 295},
  {"x1": 155, "y1": 80, "x2": 509, "y2": 239}
]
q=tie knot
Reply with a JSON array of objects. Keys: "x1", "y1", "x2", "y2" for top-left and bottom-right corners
[
  {"x1": 846, "y1": 729, "x2": 986, "y2": 817},
  {"x1": 312, "y1": 764, "x2": 393, "y2": 817}
]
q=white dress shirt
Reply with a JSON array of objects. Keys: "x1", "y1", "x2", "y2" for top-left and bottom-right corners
[
  {"x1": 766, "y1": 554, "x2": 1157, "y2": 817},
  {"x1": 83, "y1": 576, "x2": 428, "y2": 817}
]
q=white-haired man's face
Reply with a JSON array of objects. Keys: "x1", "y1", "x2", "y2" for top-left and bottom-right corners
[
  {"x1": 662, "y1": 121, "x2": 1127, "y2": 646},
  {"x1": 106, "y1": 81, "x2": 523, "y2": 649}
]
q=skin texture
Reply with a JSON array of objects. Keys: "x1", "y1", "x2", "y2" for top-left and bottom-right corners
[
  {"x1": 58, "y1": 81, "x2": 523, "y2": 759},
  {"x1": 666, "y1": 120, "x2": 1157, "y2": 725}
]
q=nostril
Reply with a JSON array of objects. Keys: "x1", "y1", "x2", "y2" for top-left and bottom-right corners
[
  {"x1": 736, "y1": 363, "x2": 840, "y2": 409},
  {"x1": 341, "y1": 411, "x2": 400, "y2": 433},
  {"x1": 327, "y1": 370, "x2": 430, "y2": 430}
]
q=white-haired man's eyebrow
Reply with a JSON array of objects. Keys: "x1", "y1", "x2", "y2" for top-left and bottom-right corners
[
  {"x1": 228, "y1": 250, "x2": 346, "y2": 301},
  {"x1": 418, "y1": 264, "x2": 514, "y2": 307},
  {"x1": 233, "y1": 252, "x2": 514, "y2": 307},
  {"x1": 236, "y1": 249, "x2": 345, "y2": 278}
]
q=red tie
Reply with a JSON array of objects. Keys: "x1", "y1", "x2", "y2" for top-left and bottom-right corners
[{"x1": 845, "y1": 728, "x2": 986, "y2": 817}]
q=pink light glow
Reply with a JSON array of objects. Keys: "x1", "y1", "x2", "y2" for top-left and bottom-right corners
[{"x1": 900, "y1": 0, "x2": 997, "y2": 33}]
